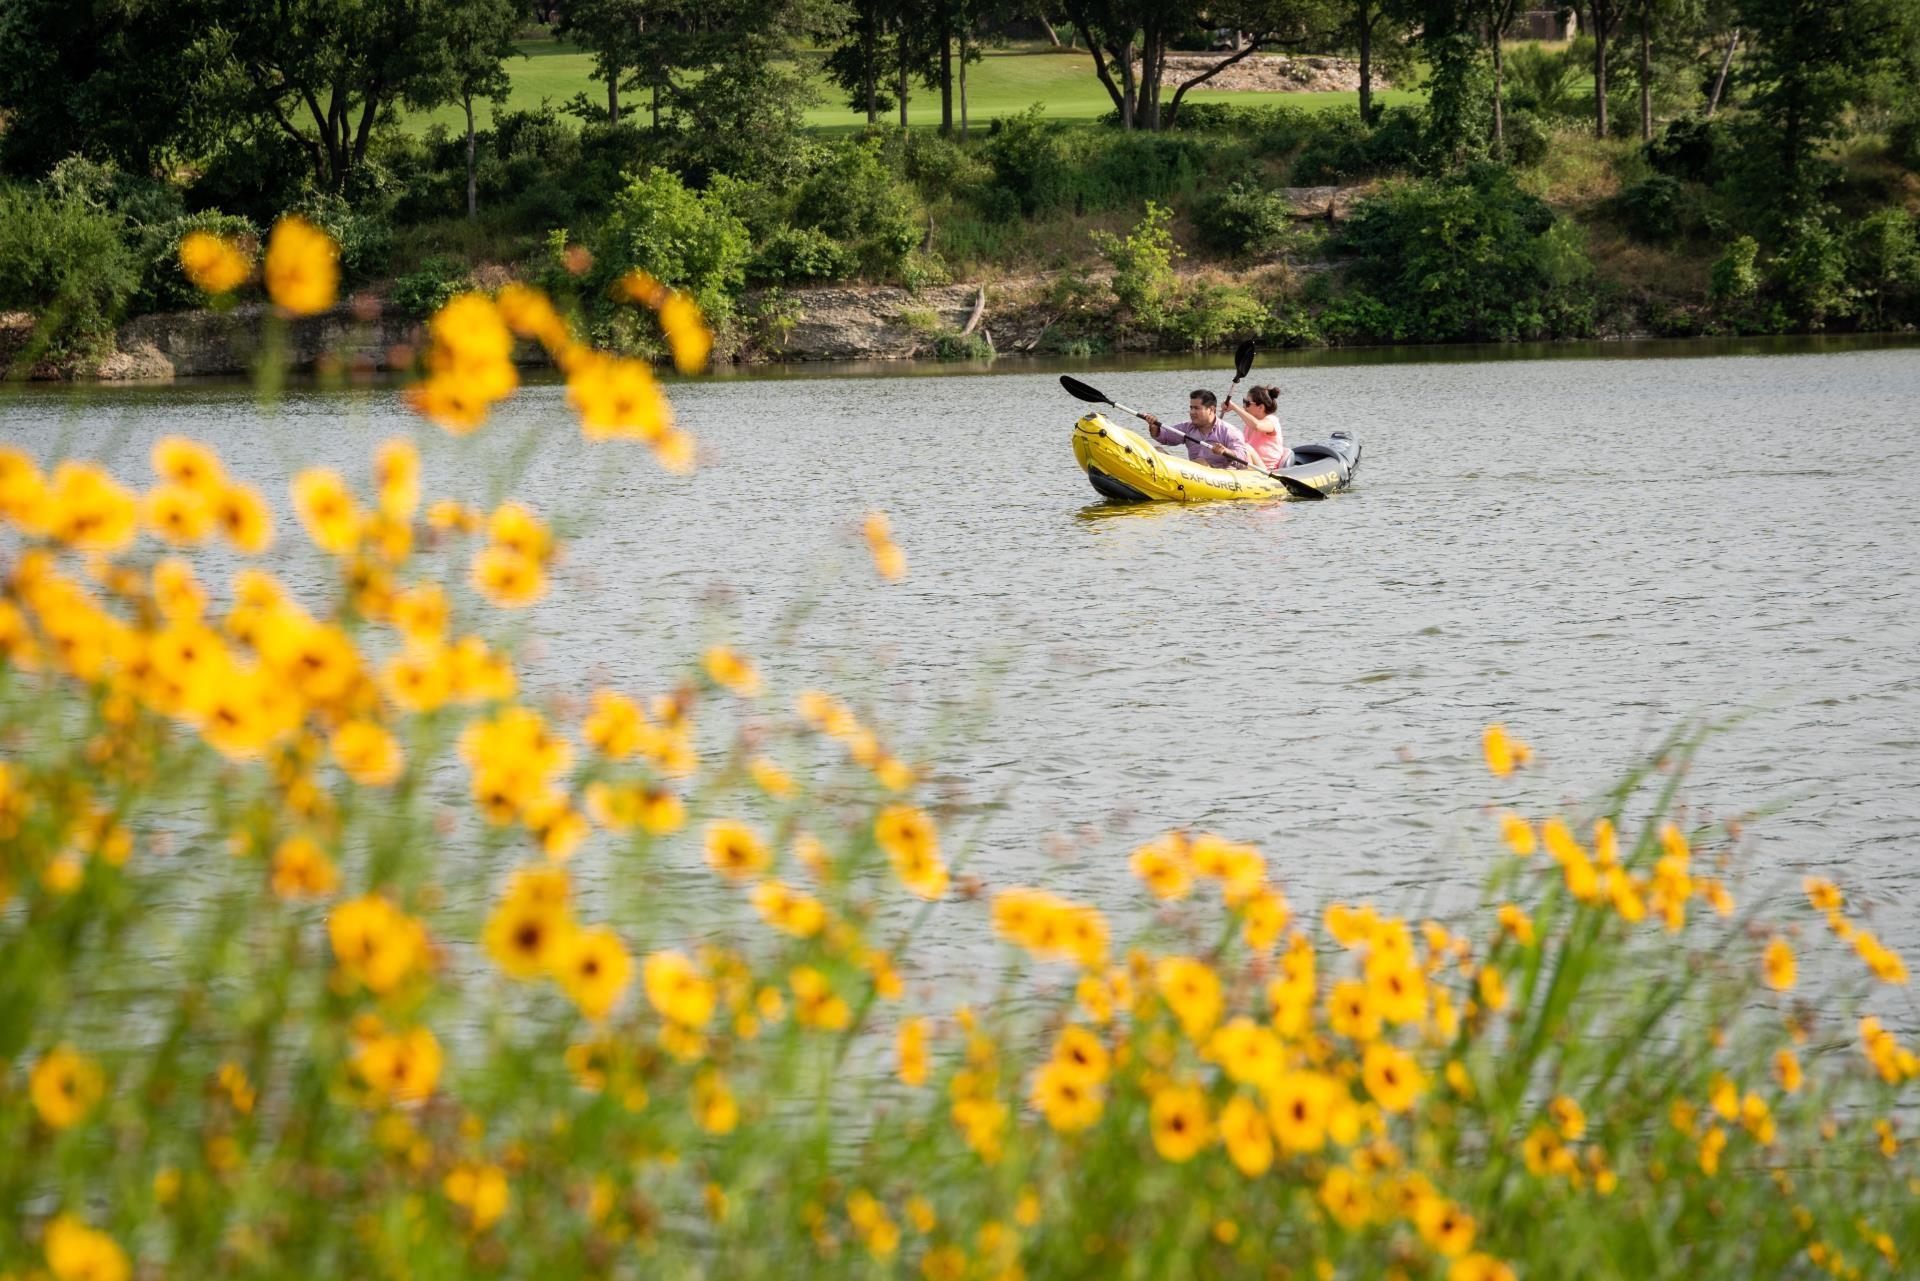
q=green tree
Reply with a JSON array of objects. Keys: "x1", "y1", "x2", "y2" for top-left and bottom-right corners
[
  {"x1": 1467, "y1": 0, "x2": 1523, "y2": 158},
  {"x1": 1418, "y1": 1, "x2": 1492, "y2": 163},
  {"x1": 1339, "y1": 0, "x2": 1419, "y2": 125},
  {"x1": 555, "y1": 0, "x2": 682, "y2": 127},
  {"x1": 1729, "y1": 0, "x2": 1918, "y2": 221},
  {"x1": 1063, "y1": 0, "x2": 1341, "y2": 131},
  {"x1": 204, "y1": 0, "x2": 461, "y2": 193},
  {"x1": 824, "y1": 0, "x2": 900, "y2": 124},
  {"x1": 435, "y1": 0, "x2": 525, "y2": 218},
  {"x1": 0, "y1": 0, "x2": 212, "y2": 177},
  {"x1": 1584, "y1": 0, "x2": 1629, "y2": 137}
]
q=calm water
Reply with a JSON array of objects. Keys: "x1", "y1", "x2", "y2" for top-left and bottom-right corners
[{"x1": 5, "y1": 340, "x2": 1919, "y2": 1001}]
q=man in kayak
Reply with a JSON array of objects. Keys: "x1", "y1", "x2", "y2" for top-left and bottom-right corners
[{"x1": 1141, "y1": 390, "x2": 1254, "y2": 470}]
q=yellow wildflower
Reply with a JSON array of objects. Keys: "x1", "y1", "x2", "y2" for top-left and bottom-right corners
[
  {"x1": 556, "y1": 926, "x2": 633, "y2": 1021},
  {"x1": 44, "y1": 1214, "x2": 130, "y2": 1281},
  {"x1": 1149, "y1": 1082, "x2": 1211, "y2": 1162},
  {"x1": 704, "y1": 819, "x2": 770, "y2": 881},
  {"x1": 1763, "y1": 936, "x2": 1796, "y2": 991},
  {"x1": 263, "y1": 215, "x2": 338, "y2": 315},
  {"x1": 445, "y1": 1162, "x2": 510, "y2": 1232},
  {"x1": 644, "y1": 950, "x2": 715, "y2": 1027},
  {"x1": 30, "y1": 1046, "x2": 105, "y2": 1129},
  {"x1": 270, "y1": 834, "x2": 339, "y2": 900}
]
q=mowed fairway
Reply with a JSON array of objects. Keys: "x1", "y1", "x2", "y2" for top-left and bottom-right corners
[{"x1": 407, "y1": 42, "x2": 1418, "y2": 135}]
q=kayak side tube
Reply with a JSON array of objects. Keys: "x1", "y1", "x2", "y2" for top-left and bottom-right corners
[{"x1": 1072, "y1": 413, "x2": 1360, "y2": 503}]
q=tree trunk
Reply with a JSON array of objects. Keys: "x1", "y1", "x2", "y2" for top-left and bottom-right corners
[
  {"x1": 1118, "y1": 39, "x2": 1136, "y2": 130},
  {"x1": 1079, "y1": 20, "x2": 1126, "y2": 119},
  {"x1": 865, "y1": 16, "x2": 877, "y2": 125},
  {"x1": 939, "y1": 7, "x2": 954, "y2": 136},
  {"x1": 1492, "y1": 37, "x2": 1505, "y2": 157},
  {"x1": 607, "y1": 74, "x2": 619, "y2": 125},
  {"x1": 1638, "y1": 9, "x2": 1652, "y2": 140},
  {"x1": 898, "y1": 25, "x2": 911, "y2": 129},
  {"x1": 651, "y1": 81, "x2": 660, "y2": 131},
  {"x1": 464, "y1": 94, "x2": 477, "y2": 219},
  {"x1": 1137, "y1": 29, "x2": 1158, "y2": 131},
  {"x1": 1358, "y1": 9, "x2": 1374, "y2": 126},
  {"x1": 1039, "y1": 16, "x2": 1061, "y2": 47},
  {"x1": 959, "y1": 26, "x2": 969, "y2": 139},
  {"x1": 1592, "y1": 11, "x2": 1609, "y2": 138},
  {"x1": 1706, "y1": 29, "x2": 1738, "y2": 118}
]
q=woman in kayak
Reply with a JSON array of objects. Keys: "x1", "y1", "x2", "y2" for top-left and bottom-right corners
[{"x1": 1225, "y1": 385, "x2": 1287, "y2": 471}]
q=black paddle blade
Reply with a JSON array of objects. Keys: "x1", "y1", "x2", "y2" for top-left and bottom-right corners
[
  {"x1": 1059, "y1": 375, "x2": 1111, "y2": 406},
  {"x1": 1233, "y1": 339, "x2": 1257, "y2": 381},
  {"x1": 1277, "y1": 475, "x2": 1328, "y2": 501}
]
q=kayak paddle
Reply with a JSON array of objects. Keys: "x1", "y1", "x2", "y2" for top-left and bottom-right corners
[
  {"x1": 1223, "y1": 339, "x2": 1256, "y2": 409},
  {"x1": 1059, "y1": 375, "x2": 1262, "y2": 474}
]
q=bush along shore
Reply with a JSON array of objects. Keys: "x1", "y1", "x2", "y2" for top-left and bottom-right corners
[{"x1": 3, "y1": 12, "x2": 1919, "y2": 377}]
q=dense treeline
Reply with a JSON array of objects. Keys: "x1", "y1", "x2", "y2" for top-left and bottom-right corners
[{"x1": 0, "y1": 0, "x2": 1916, "y2": 364}]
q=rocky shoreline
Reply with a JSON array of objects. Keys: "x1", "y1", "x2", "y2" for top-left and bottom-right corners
[{"x1": 2, "y1": 186, "x2": 1373, "y2": 382}]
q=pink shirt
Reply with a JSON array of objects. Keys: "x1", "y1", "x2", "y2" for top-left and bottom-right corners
[{"x1": 1233, "y1": 407, "x2": 1287, "y2": 470}]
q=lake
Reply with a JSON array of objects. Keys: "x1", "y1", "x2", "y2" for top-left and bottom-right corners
[{"x1": 6, "y1": 338, "x2": 1919, "y2": 990}]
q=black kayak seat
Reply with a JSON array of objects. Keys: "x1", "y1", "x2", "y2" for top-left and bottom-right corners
[{"x1": 1287, "y1": 443, "x2": 1341, "y2": 464}]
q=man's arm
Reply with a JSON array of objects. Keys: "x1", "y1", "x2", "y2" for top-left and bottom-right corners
[{"x1": 1216, "y1": 420, "x2": 1258, "y2": 469}]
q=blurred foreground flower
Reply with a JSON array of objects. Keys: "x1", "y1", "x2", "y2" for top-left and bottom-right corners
[
  {"x1": 263, "y1": 215, "x2": 338, "y2": 315},
  {"x1": 177, "y1": 231, "x2": 251, "y2": 296}
]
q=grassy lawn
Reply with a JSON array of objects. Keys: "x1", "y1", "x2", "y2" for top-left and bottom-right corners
[{"x1": 408, "y1": 42, "x2": 1420, "y2": 135}]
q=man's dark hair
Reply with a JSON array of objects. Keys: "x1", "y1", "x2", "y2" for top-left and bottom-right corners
[{"x1": 1189, "y1": 389, "x2": 1217, "y2": 409}]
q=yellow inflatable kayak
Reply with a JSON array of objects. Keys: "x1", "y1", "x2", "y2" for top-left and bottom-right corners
[{"x1": 1071, "y1": 413, "x2": 1361, "y2": 504}]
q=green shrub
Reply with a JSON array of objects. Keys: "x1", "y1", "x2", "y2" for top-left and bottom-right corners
[
  {"x1": 932, "y1": 329, "x2": 993, "y2": 360},
  {"x1": 1162, "y1": 280, "x2": 1269, "y2": 349},
  {"x1": 1768, "y1": 218, "x2": 1855, "y2": 328},
  {"x1": 289, "y1": 193, "x2": 392, "y2": 287},
  {"x1": 896, "y1": 131, "x2": 991, "y2": 202},
  {"x1": 1260, "y1": 303, "x2": 1324, "y2": 348},
  {"x1": 1618, "y1": 174, "x2": 1688, "y2": 243},
  {"x1": 1890, "y1": 104, "x2": 1920, "y2": 171},
  {"x1": 1645, "y1": 117, "x2": 1721, "y2": 182},
  {"x1": 1500, "y1": 109, "x2": 1551, "y2": 169},
  {"x1": 898, "y1": 250, "x2": 951, "y2": 291},
  {"x1": 0, "y1": 182, "x2": 140, "y2": 350},
  {"x1": 1708, "y1": 235, "x2": 1761, "y2": 303},
  {"x1": 1290, "y1": 107, "x2": 1423, "y2": 185},
  {"x1": 1503, "y1": 42, "x2": 1585, "y2": 120},
  {"x1": 1191, "y1": 182, "x2": 1294, "y2": 258},
  {"x1": 136, "y1": 210, "x2": 262, "y2": 314},
  {"x1": 1090, "y1": 201, "x2": 1179, "y2": 328},
  {"x1": 1334, "y1": 164, "x2": 1594, "y2": 341},
  {"x1": 592, "y1": 167, "x2": 752, "y2": 326},
  {"x1": 1316, "y1": 289, "x2": 1400, "y2": 343},
  {"x1": 1253, "y1": 106, "x2": 1331, "y2": 157},
  {"x1": 1847, "y1": 207, "x2": 1920, "y2": 325},
  {"x1": 47, "y1": 155, "x2": 182, "y2": 228},
  {"x1": 982, "y1": 106, "x2": 1069, "y2": 216},
  {"x1": 1156, "y1": 101, "x2": 1263, "y2": 132},
  {"x1": 747, "y1": 226, "x2": 856, "y2": 285},
  {"x1": 792, "y1": 138, "x2": 919, "y2": 273},
  {"x1": 189, "y1": 132, "x2": 314, "y2": 227},
  {"x1": 389, "y1": 256, "x2": 471, "y2": 319},
  {"x1": 1075, "y1": 131, "x2": 1210, "y2": 209}
]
